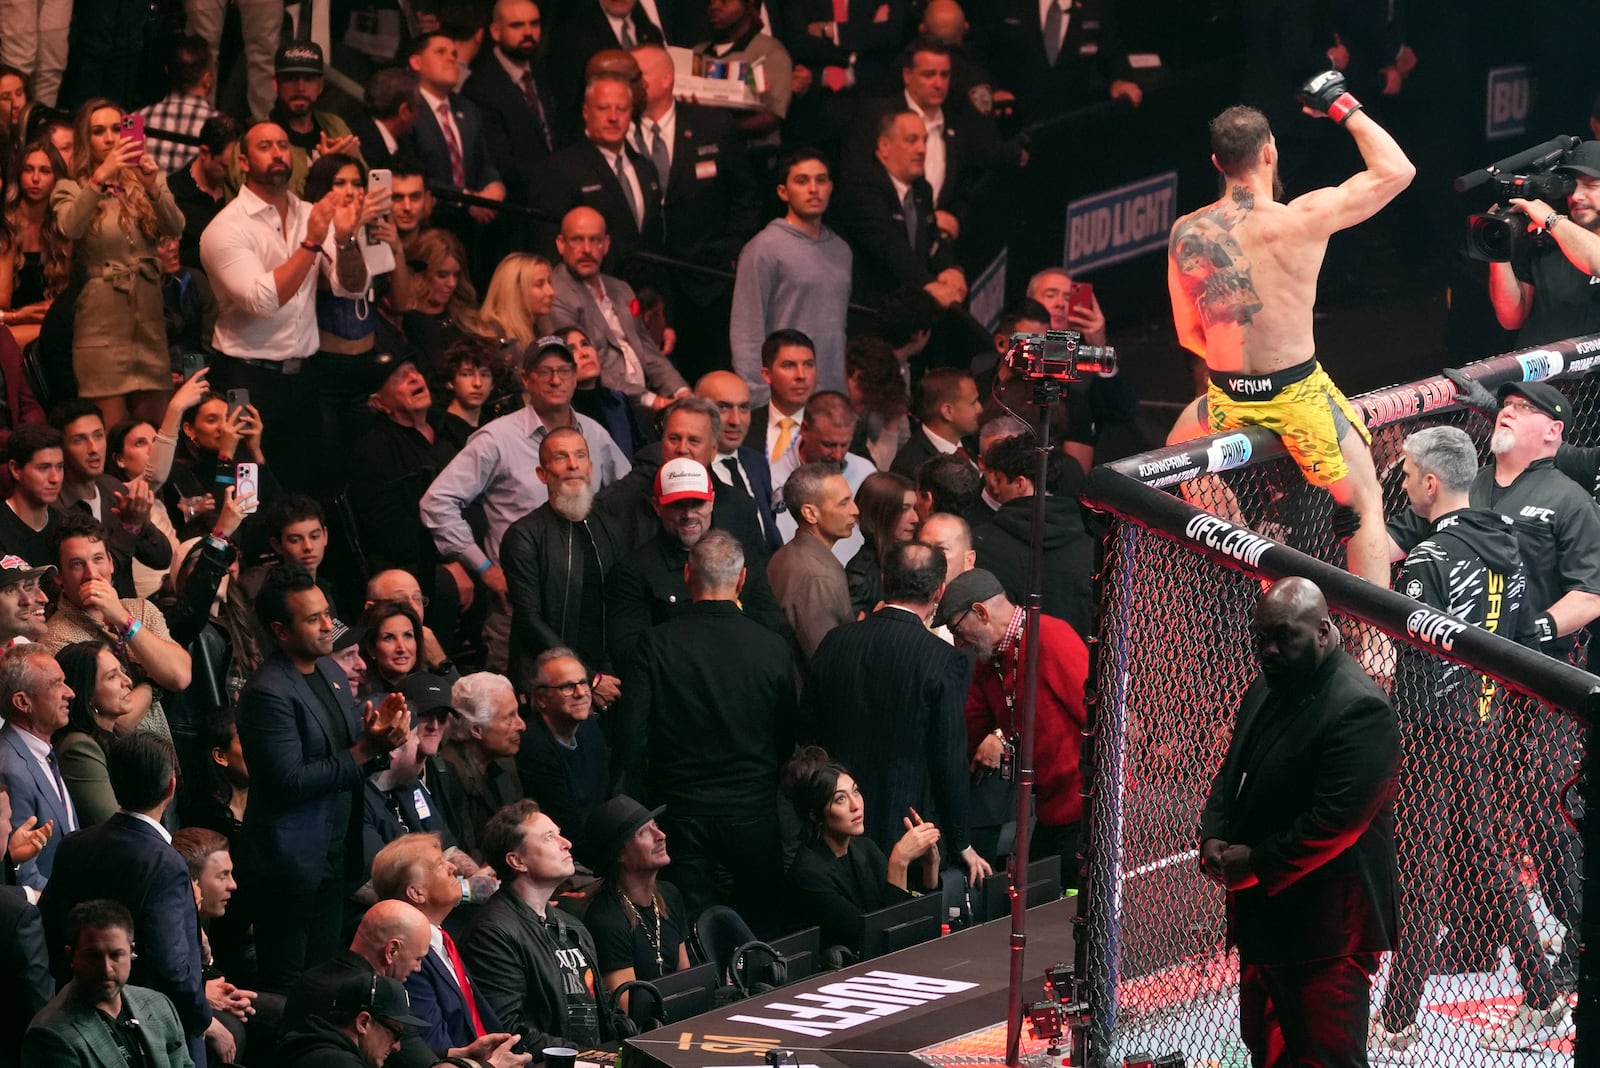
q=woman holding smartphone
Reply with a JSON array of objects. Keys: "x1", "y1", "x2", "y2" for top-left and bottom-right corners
[{"x1": 53, "y1": 98, "x2": 185, "y2": 426}]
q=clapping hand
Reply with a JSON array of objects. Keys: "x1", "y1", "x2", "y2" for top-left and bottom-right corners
[
  {"x1": 112, "y1": 478, "x2": 155, "y2": 529},
  {"x1": 362, "y1": 693, "x2": 411, "y2": 753}
]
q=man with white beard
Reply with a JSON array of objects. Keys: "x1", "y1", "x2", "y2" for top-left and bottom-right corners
[
  {"x1": 500, "y1": 426, "x2": 630, "y2": 703},
  {"x1": 1388, "y1": 380, "x2": 1600, "y2": 662}
]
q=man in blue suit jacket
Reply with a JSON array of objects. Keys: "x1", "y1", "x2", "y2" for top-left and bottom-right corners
[
  {"x1": 372, "y1": 835, "x2": 509, "y2": 1062},
  {"x1": 38, "y1": 734, "x2": 220, "y2": 1067},
  {"x1": 0, "y1": 646, "x2": 78, "y2": 890},
  {"x1": 698, "y1": 371, "x2": 783, "y2": 556},
  {"x1": 235, "y1": 566, "x2": 410, "y2": 992},
  {"x1": 405, "y1": 32, "x2": 507, "y2": 217}
]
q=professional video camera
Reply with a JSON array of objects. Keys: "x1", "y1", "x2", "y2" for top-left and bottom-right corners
[
  {"x1": 1005, "y1": 330, "x2": 1117, "y2": 381},
  {"x1": 1456, "y1": 135, "x2": 1581, "y2": 262}
]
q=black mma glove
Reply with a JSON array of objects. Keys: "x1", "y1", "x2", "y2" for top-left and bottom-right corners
[
  {"x1": 1330, "y1": 504, "x2": 1361, "y2": 543},
  {"x1": 1533, "y1": 612, "x2": 1558, "y2": 644},
  {"x1": 1441, "y1": 366, "x2": 1498, "y2": 416},
  {"x1": 1298, "y1": 70, "x2": 1363, "y2": 124}
]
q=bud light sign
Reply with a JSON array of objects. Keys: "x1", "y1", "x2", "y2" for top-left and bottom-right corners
[
  {"x1": 1065, "y1": 171, "x2": 1178, "y2": 274},
  {"x1": 1486, "y1": 66, "x2": 1532, "y2": 142}
]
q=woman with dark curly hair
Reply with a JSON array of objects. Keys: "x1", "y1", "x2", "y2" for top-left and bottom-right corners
[
  {"x1": 0, "y1": 137, "x2": 71, "y2": 349},
  {"x1": 781, "y1": 745, "x2": 942, "y2": 953}
]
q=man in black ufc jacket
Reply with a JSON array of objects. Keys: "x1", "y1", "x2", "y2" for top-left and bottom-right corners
[{"x1": 1374, "y1": 425, "x2": 1565, "y2": 1053}]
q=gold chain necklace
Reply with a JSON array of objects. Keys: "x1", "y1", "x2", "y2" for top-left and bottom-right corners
[{"x1": 620, "y1": 889, "x2": 664, "y2": 972}]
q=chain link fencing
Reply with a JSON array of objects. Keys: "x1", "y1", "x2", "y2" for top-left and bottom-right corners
[{"x1": 1077, "y1": 340, "x2": 1600, "y2": 1068}]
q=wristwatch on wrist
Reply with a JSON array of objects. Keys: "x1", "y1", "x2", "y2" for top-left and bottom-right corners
[{"x1": 1546, "y1": 211, "x2": 1566, "y2": 232}]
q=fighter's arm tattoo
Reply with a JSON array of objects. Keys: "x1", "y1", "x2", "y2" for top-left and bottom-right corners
[{"x1": 1169, "y1": 186, "x2": 1265, "y2": 327}]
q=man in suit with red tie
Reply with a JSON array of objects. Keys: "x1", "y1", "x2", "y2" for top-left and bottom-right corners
[
  {"x1": 406, "y1": 32, "x2": 508, "y2": 225},
  {"x1": 371, "y1": 834, "x2": 517, "y2": 1064},
  {"x1": 531, "y1": 73, "x2": 665, "y2": 280},
  {"x1": 463, "y1": 0, "x2": 559, "y2": 206}
]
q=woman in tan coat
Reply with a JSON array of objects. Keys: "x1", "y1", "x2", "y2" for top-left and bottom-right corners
[{"x1": 53, "y1": 97, "x2": 185, "y2": 425}]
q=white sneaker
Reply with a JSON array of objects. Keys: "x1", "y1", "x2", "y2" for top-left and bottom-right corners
[
  {"x1": 1478, "y1": 997, "x2": 1572, "y2": 1051},
  {"x1": 1368, "y1": 1019, "x2": 1418, "y2": 1060}
]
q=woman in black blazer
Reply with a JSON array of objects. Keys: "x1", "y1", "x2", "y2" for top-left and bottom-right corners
[{"x1": 782, "y1": 746, "x2": 942, "y2": 954}]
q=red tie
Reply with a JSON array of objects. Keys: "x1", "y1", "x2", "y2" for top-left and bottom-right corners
[
  {"x1": 437, "y1": 102, "x2": 466, "y2": 187},
  {"x1": 440, "y1": 929, "x2": 487, "y2": 1037}
]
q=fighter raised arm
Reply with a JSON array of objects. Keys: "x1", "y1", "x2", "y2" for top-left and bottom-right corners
[{"x1": 1166, "y1": 72, "x2": 1415, "y2": 587}]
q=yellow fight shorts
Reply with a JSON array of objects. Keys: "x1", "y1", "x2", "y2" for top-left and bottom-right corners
[{"x1": 1203, "y1": 359, "x2": 1371, "y2": 488}]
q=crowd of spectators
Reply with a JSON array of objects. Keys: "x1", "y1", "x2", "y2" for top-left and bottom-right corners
[{"x1": 0, "y1": 1, "x2": 1140, "y2": 1065}]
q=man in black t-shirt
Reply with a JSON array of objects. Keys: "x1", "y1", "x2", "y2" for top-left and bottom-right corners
[
  {"x1": 0, "y1": 425, "x2": 62, "y2": 569},
  {"x1": 1489, "y1": 140, "x2": 1600, "y2": 347},
  {"x1": 579, "y1": 796, "x2": 690, "y2": 992}
]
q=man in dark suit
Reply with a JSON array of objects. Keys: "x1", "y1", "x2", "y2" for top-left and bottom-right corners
[
  {"x1": 235, "y1": 566, "x2": 410, "y2": 992},
  {"x1": 783, "y1": 0, "x2": 906, "y2": 142},
  {"x1": 541, "y1": 0, "x2": 664, "y2": 133},
  {"x1": 371, "y1": 834, "x2": 509, "y2": 1060},
  {"x1": 346, "y1": 67, "x2": 421, "y2": 171},
  {"x1": 620, "y1": 530, "x2": 794, "y2": 928},
  {"x1": 0, "y1": 646, "x2": 76, "y2": 890},
  {"x1": 630, "y1": 43, "x2": 761, "y2": 379},
  {"x1": 530, "y1": 72, "x2": 665, "y2": 276},
  {"x1": 830, "y1": 107, "x2": 967, "y2": 310},
  {"x1": 975, "y1": 0, "x2": 1142, "y2": 122},
  {"x1": 1200, "y1": 577, "x2": 1400, "y2": 1068},
  {"x1": 0, "y1": 884, "x2": 52, "y2": 1068},
  {"x1": 845, "y1": 37, "x2": 1011, "y2": 240},
  {"x1": 39, "y1": 734, "x2": 219, "y2": 1067},
  {"x1": 22, "y1": 900, "x2": 191, "y2": 1068},
  {"x1": 804, "y1": 542, "x2": 990, "y2": 885},
  {"x1": 405, "y1": 32, "x2": 508, "y2": 222},
  {"x1": 697, "y1": 371, "x2": 782, "y2": 556},
  {"x1": 891, "y1": 368, "x2": 981, "y2": 478},
  {"x1": 463, "y1": 0, "x2": 559, "y2": 204}
]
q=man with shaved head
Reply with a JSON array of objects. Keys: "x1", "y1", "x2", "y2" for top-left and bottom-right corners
[
  {"x1": 1199, "y1": 576, "x2": 1400, "y2": 1068},
  {"x1": 697, "y1": 371, "x2": 781, "y2": 554},
  {"x1": 541, "y1": 206, "x2": 686, "y2": 410},
  {"x1": 462, "y1": 0, "x2": 558, "y2": 200}
]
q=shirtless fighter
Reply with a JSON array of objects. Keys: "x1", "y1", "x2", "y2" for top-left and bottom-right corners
[{"x1": 1167, "y1": 73, "x2": 1415, "y2": 587}]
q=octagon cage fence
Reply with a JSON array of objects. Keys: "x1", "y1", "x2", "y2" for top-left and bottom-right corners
[{"x1": 1071, "y1": 334, "x2": 1600, "y2": 1068}]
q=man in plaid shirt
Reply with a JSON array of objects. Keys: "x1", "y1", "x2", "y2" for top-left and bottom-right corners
[{"x1": 138, "y1": 34, "x2": 218, "y2": 174}]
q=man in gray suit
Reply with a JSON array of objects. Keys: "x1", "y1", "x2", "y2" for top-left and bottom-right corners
[
  {"x1": 539, "y1": 206, "x2": 688, "y2": 412},
  {"x1": 22, "y1": 899, "x2": 193, "y2": 1068},
  {"x1": 0, "y1": 645, "x2": 76, "y2": 889}
]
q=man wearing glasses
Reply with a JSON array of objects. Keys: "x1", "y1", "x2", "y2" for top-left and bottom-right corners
[
  {"x1": 519, "y1": 648, "x2": 612, "y2": 841},
  {"x1": 422, "y1": 336, "x2": 630, "y2": 671}
]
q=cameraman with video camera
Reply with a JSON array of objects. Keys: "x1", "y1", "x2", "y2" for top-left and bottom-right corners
[{"x1": 1488, "y1": 142, "x2": 1600, "y2": 346}]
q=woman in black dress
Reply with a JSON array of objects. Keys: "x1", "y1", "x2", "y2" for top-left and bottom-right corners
[{"x1": 782, "y1": 746, "x2": 942, "y2": 954}]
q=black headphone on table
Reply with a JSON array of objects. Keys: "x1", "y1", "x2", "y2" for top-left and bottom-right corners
[
  {"x1": 728, "y1": 939, "x2": 788, "y2": 997},
  {"x1": 607, "y1": 979, "x2": 666, "y2": 1038}
]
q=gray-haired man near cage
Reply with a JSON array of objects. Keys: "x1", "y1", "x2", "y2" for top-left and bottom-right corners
[{"x1": 1374, "y1": 424, "x2": 1565, "y2": 1053}]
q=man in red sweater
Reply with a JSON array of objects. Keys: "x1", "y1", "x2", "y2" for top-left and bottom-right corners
[{"x1": 934, "y1": 568, "x2": 1088, "y2": 885}]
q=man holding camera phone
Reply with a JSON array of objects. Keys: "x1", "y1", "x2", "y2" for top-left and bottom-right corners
[
  {"x1": 1167, "y1": 73, "x2": 1415, "y2": 588},
  {"x1": 1488, "y1": 141, "x2": 1600, "y2": 347}
]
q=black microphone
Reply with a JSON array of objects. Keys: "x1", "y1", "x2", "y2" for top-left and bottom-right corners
[{"x1": 1453, "y1": 135, "x2": 1581, "y2": 193}]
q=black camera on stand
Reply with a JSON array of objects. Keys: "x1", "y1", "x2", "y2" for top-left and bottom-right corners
[
  {"x1": 1458, "y1": 135, "x2": 1581, "y2": 262},
  {"x1": 1005, "y1": 330, "x2": 1117, "y2": 382}
]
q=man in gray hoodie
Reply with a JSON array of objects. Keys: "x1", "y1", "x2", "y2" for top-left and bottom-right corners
[{"x1": 729, "y1": 146, "x2": 853, "y2": 400}]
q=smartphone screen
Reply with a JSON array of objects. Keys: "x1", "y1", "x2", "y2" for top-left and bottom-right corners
[
  {"x1": 235, "y1": 462, "x2": 260, "y2": 515},
  {"x1": 120, "y1": 113, "x2": 145, "y2": 152},
  {"x1": 1068, "y1": 281, "x2": 1094, "y2": 319}
]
